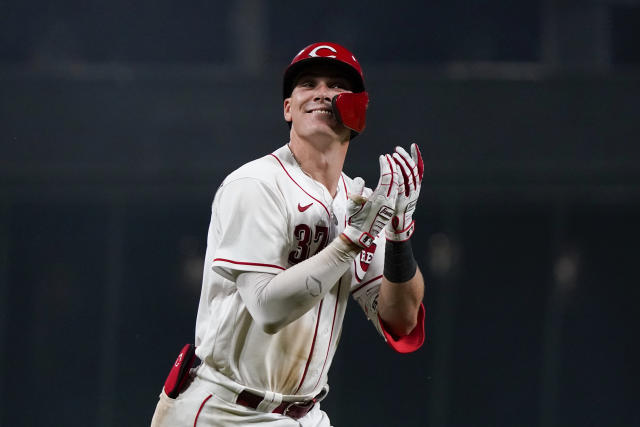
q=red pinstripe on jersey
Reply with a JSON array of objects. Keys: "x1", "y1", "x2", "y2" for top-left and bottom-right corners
[
  {"x1": 213, "y1": 258, "x2": 285, "y2": 270},
  {"x1": 339, "y1": 174, "x2": 348, "y2": 199},
  {"x1": 351, "y1": 274, "x2": 383, "y2": 294},
  {"x1": 340, "y1": 174, "x2": 348, "y2": 227},
  {"x1": 269, "y1": 153, "x2": 331, "y2": 219},
  {"x1": 294, "y1": 299, "x2": 323, "y2": 394},
  {"x1": 313, "y1": 279, "x2": 342, "y2": 390}
]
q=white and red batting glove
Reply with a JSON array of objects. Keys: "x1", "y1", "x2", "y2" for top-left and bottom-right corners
[
  {"x1": 342, "y1": 154, "x2": 399, "y2": 248},
  {"x1": 386, "y1": 143, "x2": 424, "y2": 242}
]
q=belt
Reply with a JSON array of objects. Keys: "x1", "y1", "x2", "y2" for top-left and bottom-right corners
[{"x1": 236, "y1": 388, "x2": 328, "y2": 420}]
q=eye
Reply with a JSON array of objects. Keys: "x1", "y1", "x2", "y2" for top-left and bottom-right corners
[
  {"x1": 330, "y1": 80, "x2": 350, "y2": 90},
  {"x1": 298, "y1": 79, "x2": 314, "y2": 88}
]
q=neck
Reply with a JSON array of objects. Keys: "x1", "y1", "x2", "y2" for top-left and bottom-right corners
[{"x1": 288, "y1": 135, "x2": 349, "y2": 198}]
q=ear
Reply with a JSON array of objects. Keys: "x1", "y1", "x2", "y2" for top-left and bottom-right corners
[{"x1": 283, "y1": 98, "x2": 292, "y2": 122}]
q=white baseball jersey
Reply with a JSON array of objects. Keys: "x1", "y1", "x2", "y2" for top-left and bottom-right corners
[{"x1": 194, "y1": 144, "x2": 423, "y2": 399}]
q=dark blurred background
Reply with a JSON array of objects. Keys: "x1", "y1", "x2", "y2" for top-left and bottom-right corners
[{"x1": 1, "y1": 0, "x2": 639, "y2": 426}]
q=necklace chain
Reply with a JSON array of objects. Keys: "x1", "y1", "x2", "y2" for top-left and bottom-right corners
[{"x1": 287, "y1": 143, "x2": 337, "y2": 206}]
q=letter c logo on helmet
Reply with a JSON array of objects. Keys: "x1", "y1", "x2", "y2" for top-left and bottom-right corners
[{"x1": 308, "y1": 45, "x2": 337, "y2": 59}]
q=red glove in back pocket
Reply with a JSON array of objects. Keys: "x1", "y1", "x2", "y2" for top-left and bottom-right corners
[{"x1": 164, "y1": 344, "x2": 197, "y2": 398}]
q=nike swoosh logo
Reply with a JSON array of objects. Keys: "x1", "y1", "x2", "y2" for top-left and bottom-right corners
[{"x1": 298, "y1": 202, "x2": 313, "y2": 212}]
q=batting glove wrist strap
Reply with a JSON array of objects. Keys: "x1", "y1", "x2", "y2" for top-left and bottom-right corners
[
  {"x1": 341, "y1": 229, "x2": 376, "y2": 248},
  {"x1": 344, "y1": 155, "x2": 399, "y2": 249}
]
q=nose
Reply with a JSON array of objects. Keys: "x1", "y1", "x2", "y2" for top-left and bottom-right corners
[{"x1": 313, "y1": 82, "x2": 332, "y2": 102}]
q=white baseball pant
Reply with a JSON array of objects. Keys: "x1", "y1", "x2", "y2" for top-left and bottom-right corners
[{"x1": 150, "y1": 375, "x2": 332, "y2": 427}]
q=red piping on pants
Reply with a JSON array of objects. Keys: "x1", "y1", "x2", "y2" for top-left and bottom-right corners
[{"x1": 194, "y1": 394, "x2": 212, "y2": 427}]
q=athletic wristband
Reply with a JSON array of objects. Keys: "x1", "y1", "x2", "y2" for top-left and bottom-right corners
[{"x1": 384, "y1": 240, "x2": 418, "y2": 283}]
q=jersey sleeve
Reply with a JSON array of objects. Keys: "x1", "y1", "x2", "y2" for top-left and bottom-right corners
[
  {"x1": 211, "y1": 177, "x2": 290, "y2": 280},
  {"x1": 350, "y1": 233, "x2": 425, "y2": 354}
]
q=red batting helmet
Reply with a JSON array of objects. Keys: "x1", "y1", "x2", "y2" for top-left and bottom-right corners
[{"x1": 282, "y1": 42, "x2": 366, "y2": 100}]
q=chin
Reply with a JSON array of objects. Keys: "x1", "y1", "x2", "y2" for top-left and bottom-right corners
[{"x1": 293, "y1": 121, "x2": 349, "y2": 142}]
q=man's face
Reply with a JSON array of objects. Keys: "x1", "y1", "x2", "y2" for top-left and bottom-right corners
[{"x1": 284, "y1": 66, "x2": 353, "y2": 141}]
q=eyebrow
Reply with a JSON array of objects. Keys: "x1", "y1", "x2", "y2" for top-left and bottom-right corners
[
  {"x1": 298, "y1": 71, "x2": 346, "y2": 78},
  {"x1": 295, "y1": 73, "x2": 352, "y2": 88}
]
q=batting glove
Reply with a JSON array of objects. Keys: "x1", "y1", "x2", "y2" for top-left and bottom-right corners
[
  {"x1": 342, "y1": 154, "x2": 399, "y2": 248},
  {"x1": 385, "y1": 143, "x2": 424, "y2": 242}
]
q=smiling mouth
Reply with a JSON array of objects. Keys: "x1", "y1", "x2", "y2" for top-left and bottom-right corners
[{"x1": 308, "y1": 109, "x2": 333, "y2": 116}]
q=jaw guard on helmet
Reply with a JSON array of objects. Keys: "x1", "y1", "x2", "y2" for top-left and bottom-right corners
[
  {"x1": 283, "y1": 42, "x2": 369, "y2": 138},
  {"x1": 332, "y1": 92, "x2": 369, "y2": 134}
]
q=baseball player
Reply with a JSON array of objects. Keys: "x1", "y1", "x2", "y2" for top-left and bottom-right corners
[{"x1": 151, "y1": 42, "x2": 426, "y2": 427}]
